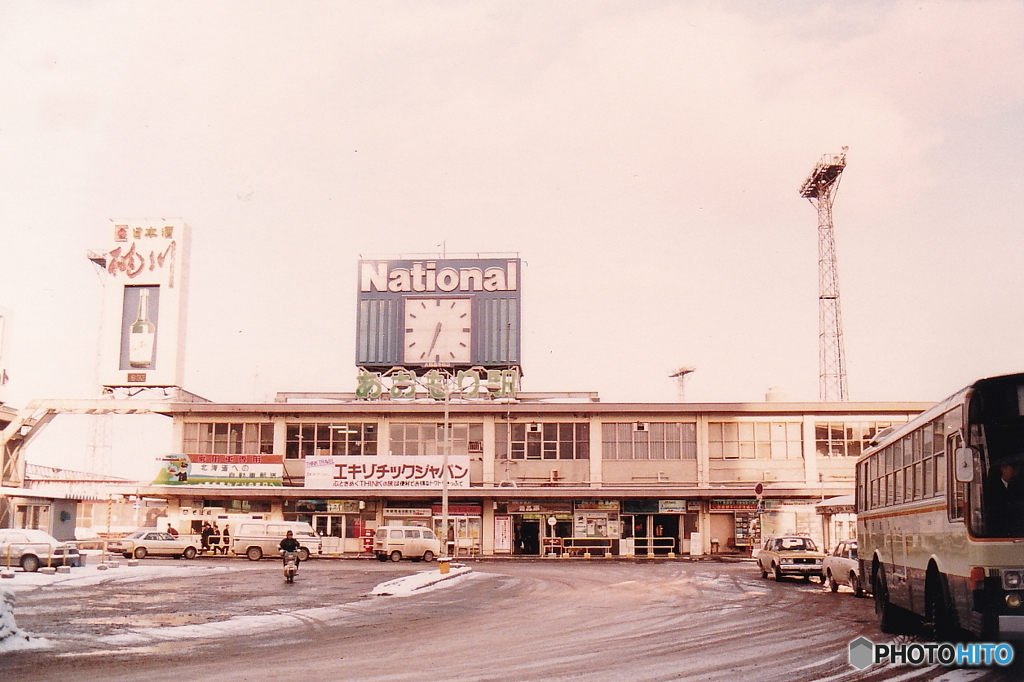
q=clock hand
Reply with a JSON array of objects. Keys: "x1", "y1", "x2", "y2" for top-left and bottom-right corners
[{"x1": 425, "y1": 321, "x2": 442, "y2": 355}]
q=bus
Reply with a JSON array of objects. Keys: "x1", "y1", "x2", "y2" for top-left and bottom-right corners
[{"x1": 856, "y1": 372, "x2": 1024, "y2": 640}]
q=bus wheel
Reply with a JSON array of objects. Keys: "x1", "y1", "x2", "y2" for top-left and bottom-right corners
[
  {"x1": 874, "y1": 568, "x2": 902, "y2": 634},
  {"x1": 927, "y1": 572, "x2": 959, "y2": 641}
]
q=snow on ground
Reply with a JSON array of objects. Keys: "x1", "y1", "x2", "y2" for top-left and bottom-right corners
[
  {"x1": 0, "y1": 587, "x2": 50, "y2": 653},
  {"x1": 0, "y1": 560, "x2": 474, "y2": 653},
  {"x1": 370, "y1": 564, "x2": 473, "y2": 596}
]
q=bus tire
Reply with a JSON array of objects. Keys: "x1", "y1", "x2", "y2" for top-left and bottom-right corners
[
  {"x1": 927, "y1": 570, "x2": 960, "y2": 641},
  {"x1": 874, "y1": 567, "x2": 904, "y2": 634}
]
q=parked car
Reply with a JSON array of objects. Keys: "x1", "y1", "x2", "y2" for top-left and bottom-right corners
[
  {"x1": 0, "y1": 528, "x2": 82, "y2": 572},
  {"x1": 823, "y1": 539, "x2": 864, "y2": 597},
  {"x1": 373, "y1": 526, "x2": 441, "y2": 562},
  {"x1": 108, "y1": 529, "x2": 199, "y2": 560},
  {"x1": 757, "y1": 535, "x2": 825, "y2": 582}
]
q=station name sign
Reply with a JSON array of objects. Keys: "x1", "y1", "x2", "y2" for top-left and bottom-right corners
[{"x1": 360, "y1": 260, "x2": 518, "y2": 293}]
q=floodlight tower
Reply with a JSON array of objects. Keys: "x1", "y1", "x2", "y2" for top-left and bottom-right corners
[
  {"x1": 669, "y1": 366, "x2": 696, "y2": 402},
  {"x1": 800, "y1": 147, "x2": 849, "y2": 402}
]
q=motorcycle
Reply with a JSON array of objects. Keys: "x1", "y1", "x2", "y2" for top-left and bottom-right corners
[{"x1": 282, "y1": 550, "x2": 299, "y2": 583}]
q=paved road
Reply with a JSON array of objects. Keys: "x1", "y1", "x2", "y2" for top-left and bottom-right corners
[{"x1": 2, "y1": 557, "x2": 1020, "y2": 681}]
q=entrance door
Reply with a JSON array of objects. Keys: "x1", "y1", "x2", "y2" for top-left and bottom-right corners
[
  {"x1": 652, "y1": 514, "x2": 680, "y2": 555},
  {"x1": 313, "y1": 514, "x2": 345, "y2": 555},
  {"x1": 631, "y1": 515, "x2": 650, "y2": 555},
  {"x1": 515, "y1": 519, "x2": 541, "y2": 555}
]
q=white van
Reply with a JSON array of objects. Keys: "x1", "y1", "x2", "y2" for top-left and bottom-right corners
[
  {"x1": 373, "y1": 525, "x2": 441, "y2": 562},
  {"x1": 231, "y1": 520, "x2": 322, "y2": 561}
]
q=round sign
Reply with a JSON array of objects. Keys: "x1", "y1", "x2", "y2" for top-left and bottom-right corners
[
  {"x1": 547, "y1": 516, "x2": 557, "y2": 527},
  {"x1": 754, "y1": 483, "x2": 764, "y2": 496}
]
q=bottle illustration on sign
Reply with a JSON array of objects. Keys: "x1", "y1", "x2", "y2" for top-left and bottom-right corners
[{"x1": 128, "y1": 287, "x2": 156, "y2": 368}]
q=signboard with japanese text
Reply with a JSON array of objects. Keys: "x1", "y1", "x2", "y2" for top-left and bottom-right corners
[
  {"x1": 304, "y1": 454, "x2": 471, "y2": 489},
  {"x1": 96, "y1": 219, "x2": 190, "y2": 387},
  {"x1": 493, "y1": 515, "x2": 512, "y2": 554},
  {"x1": 153, "y1": 453, "x2": 283, "y2": 486}
]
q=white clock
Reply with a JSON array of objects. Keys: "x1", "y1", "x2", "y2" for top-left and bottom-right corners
[{"x1": 404, "y1": 298, "x2": 472, "y2": 365}]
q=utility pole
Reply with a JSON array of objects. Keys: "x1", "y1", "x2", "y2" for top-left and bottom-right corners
[{"x1": 800, "y1": 148, "x2": 849, "y2": 402}]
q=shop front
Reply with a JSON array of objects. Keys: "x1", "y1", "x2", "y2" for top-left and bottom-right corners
[
  {"x1": 621, "y1": 499, "x2": 699, "y2": 556},
  {"x1": 284, "y1": 499, "x2": 376, "y2": 554},
  {"x1": 431, "y1": 502, "x2": 482, "y2": 557},
  {"x1": 497, "y1": 500, "x2": 573, "y2": 555},
  {"x1": 708, "y1": 498, "x2": 761, "y2": 554}
]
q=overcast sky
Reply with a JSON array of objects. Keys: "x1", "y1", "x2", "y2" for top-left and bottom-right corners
[{"x1": 2, "y1": 2, "x2": 1023, "y2": 480}]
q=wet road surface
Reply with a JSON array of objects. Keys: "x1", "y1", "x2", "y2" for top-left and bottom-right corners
[{"x1": 2, "y1": 557, "x2": 1020, "y2": 681}]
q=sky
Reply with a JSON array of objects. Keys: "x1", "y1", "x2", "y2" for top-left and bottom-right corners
[{"x1": 2, "y1": 1, "x2": 1024, "y2": 480}]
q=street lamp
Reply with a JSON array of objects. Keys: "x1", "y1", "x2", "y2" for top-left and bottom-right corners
[{"x1": 441, "y1": 387, "x2": 451, "y2": 559}]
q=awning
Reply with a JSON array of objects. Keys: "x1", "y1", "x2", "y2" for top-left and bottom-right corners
[{"x1": 815, "y1": 494, "x2": 855, "y2": 515}]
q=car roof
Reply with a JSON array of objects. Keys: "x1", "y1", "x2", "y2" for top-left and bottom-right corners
[{"x1": 0, "y1": 529, "x2": 58, "y2": 541}]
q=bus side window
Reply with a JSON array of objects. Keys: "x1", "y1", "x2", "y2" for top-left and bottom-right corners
[{"x1": 948, "y1": 433, "x2": 965, "y2": 521}]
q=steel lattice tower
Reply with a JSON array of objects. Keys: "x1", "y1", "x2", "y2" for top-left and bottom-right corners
[{"x1": 800, "y1": 147, "x2": 849, "y2": 402}]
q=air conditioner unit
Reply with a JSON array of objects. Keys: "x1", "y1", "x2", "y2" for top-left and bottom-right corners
[
  {"x1": 527, "y1": 423, "x2": 541, "y2": 433},
  {"x1": 634, "y1": 422, "x2": 649, "y2": 432}
]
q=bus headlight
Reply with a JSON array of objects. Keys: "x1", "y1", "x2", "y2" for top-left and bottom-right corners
[
  {"x1": 1006, "y1": 593, "x2": 1022, "y2": 609},
  {"x1": 1001, "y1": 570, "x2": 1024, "y2": 590}
]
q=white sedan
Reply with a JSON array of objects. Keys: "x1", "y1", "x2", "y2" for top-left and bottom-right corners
[
  {"x1": 822, "y1": 539, "x2": 864, "y2": 597},
  {"x1": 108, "y1": 530, "x2": 199, "y2": 560}
]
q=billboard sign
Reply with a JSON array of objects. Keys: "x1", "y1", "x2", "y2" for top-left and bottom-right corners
[
  {"x1": 304, "y1": 454, "x2": 471, "y2": 489},
  {"x1": 153, "y1": 453, "x2": 284, "y2": 487},
  {"x1": 96, "y1": 219, "x2": 190, "y2": 387},
  {"x1": 355, "y1": 256, "x2": 521, "y2": 372}
]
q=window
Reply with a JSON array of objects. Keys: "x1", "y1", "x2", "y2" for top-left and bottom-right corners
[
  {"x1": 184, "y1": 423, "x2": 273, "y2": 455},
  {"x1": 601, "y1": 423, "x2": 696, "y2": 460},
  {"x1": 285, "y1": 423, "x2": 378, "y2": 460},
  {"x1": 496, "y1": 422, "x2": 590, "y2": 460},
  {"x1": 708, "y1": 422, "x2": 801, "y2": 459},
  {"x1": 816, "y1": 421, "x2": 894, "y2": 457},
  {"x1": 389, "y1": 423, "x2": 483, "y2": 456}
]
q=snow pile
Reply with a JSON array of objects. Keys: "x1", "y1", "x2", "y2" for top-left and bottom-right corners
[
  {"x1": 0, "y1": 588, "x2": 50, "y2": 653},
  {"x1": 370, "y1": 564, "x2": 472, "y2": 596}
]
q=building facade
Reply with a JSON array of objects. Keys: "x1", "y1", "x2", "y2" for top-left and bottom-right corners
[{"x1": 139, "y1": 392, "x2": 930, "y2": 557}]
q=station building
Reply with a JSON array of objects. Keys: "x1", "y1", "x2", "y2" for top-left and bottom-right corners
[
  {"x1": 1, "y1": 237, "x2": 932, "y2": 555},
  {"x1": 143, "y1": 390, "x2": 929, "y2": 557}
]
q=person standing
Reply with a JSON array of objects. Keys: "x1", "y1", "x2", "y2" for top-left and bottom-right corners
[
  {"x1": 220, "y1": 525, "x2": 231, "y2": 555},
  {"x1": 201, "y1": 522, "x2": 213, "y2": 554}
]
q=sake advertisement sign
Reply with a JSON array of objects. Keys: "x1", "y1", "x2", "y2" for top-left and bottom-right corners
[
  {"x1": 154, "y1": 453, "x2": 284, "y2": 487},
  {"x1": 96, "y1": 219, "x2": 190, "y2": 388}
]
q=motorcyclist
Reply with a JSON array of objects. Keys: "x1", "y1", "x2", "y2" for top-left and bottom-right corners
[{"x1": 279, "y1": 530, "x2": 301, "y2": 566}]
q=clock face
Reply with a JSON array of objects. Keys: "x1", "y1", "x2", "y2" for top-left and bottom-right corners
[{"x1": 404, "y1": 298, "x2": 472, "y2": 365}]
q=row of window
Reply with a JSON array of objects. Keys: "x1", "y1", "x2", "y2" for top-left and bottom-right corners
[
  {"x1": 816, "y1": 422, "x2": 895, "y2": 458},
  {"x1": 856, "y1": 407, "x2": 962, "y2": 512},
  {"x1": 183, "y1": 423, "x2": 274, "y2": 455},
  {"x1": 602, "y1": 423, "x2": 697, "y2": 460},
  {"x1": 708, "y1": 422, "x2": 803, "y2": 460},
  {"x1": 496, "y1": 422, "x2": 590, "y2": 460},
  {"x1": 183, "y1": 420, "x2": 900, "y2": 463}
]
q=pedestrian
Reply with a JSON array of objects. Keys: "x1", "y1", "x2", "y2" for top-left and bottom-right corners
[
  {"x1": 167, "y1": 523, "x2": 179, "y2": 537},
  {"x1": 201, "y1": 522, "x2": 213, "y2": 554},
  {"x1": 210, "y1": 522, "x2": 221, "y2": 554},
  {"x1": 220, "y1": 525, "x2": 230, "y2": 555}
]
